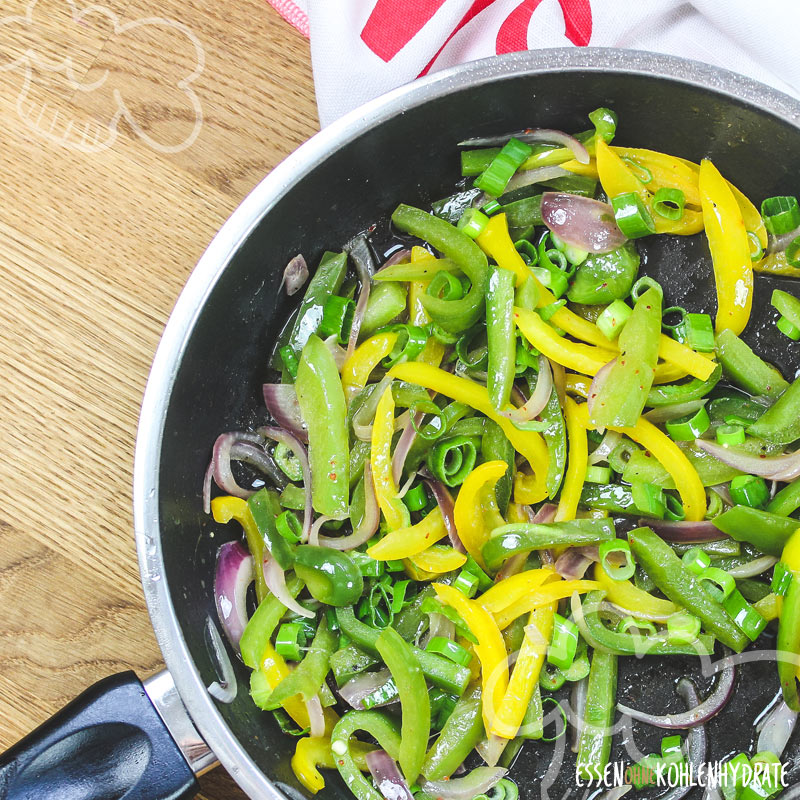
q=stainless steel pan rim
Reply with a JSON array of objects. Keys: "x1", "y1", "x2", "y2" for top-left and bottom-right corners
[{"x1": 132, "y1": 46, "x2": 800, "y2": 800}]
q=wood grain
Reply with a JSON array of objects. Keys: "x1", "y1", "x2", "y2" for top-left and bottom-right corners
[{"x1": 0, "y1": 2, "x2": 316, "y2": 797}]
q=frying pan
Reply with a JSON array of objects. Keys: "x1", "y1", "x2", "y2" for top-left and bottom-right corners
[{"x1": 2, "y1": 47, "x2": 800, "y2": 800}]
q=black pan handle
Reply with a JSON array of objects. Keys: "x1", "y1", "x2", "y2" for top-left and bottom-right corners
[{"x1": 0, "y1": 670, "x2": 216, "y2": 800}]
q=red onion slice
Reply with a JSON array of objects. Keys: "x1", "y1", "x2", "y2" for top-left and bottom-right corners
[
  {"x1": 366, "y1": 750, "x2": 414, "y2": 800},
  {"x1": 501, "y1": 356, "x2": 553, "y2": 425},
  {"x1": 345, "y1": 234, "x2": 374, "y2": 360},
  {"x1": 587, "y1": 358, "x2": 617, "y2": 416},
  {"x1": 319, "y1": 462, "x2": 380, "y2": 551},
  {"x1": 339, "y1": 668, "x2": 393, "y2": 710},
  {"x1": 504, "y1": 165, "x2": 571, "y2": 195},
  {"x1": 459, "y1": 128, "x2": 590, "y2": 164},
  {"x1": 555, "y1": 546, "x2": 598, "y2": 580},
  {"x1": 393, "y1": 411, "x2": 422, "y2": 485},
  {"x1": 757, "y1": 698, "x2": 797, "y2": 757},
  {"x1": 570, "y1": 675, "x2": 589, "y2": 753},
  {"x1": 263, "y1": 556, "x2": 314, "y2": 619},
  {"x1": 641, "y1": 518, "x2": 728, "y2": 543},
  {"x1": 263, "y1": 384, "x2": 308, "y2": 443},
  {"x1": 352, "y1": 375, "x2": 393, "y2": 441},
  {"x1": 541, "y1": 192, "x2": 627, "y2": 254},
  {"x1": 258, "y1": 426, "x2": 313, "y2": 544},
  {"x1": 205, "y1": 616, "x2": 238, "y2": 704},
  {"x1": 617, "y1": 659, "x2": 735, "y2": 729},
  {"x1": 694, "y1": 439, "x2": 800, "y2": 482},
  {"x1": 588, "y1": 430, "x2": 622, "y2": 466},
  {"x1": 645, "y1": 399, "x2": 707, "y2": 424},
  {"x1": 280, "y1": 254, "x2": 308, "y2": 296},
  {"x1": 214, "y1": 541, "x2": 254, "y2": 649},
  {"x1": 324, "y1": 335, "x2": 348, "y2": 372},
  {"x1": 381, "y1": 247, "x2": 412, "y2": 268},
  {"x1": 709, "y1": 483, "x2": 734, "y2": 508},
  {"x1": 422, "y1": 611, "x2": 456, "y2": 648},
  {"x1": 727, "y1": 555, "x2": 778, "y2": 578},
  {"x1": 202, "y1": 460, "x2": 214, "y2": 515},
  {"x1": 422, "y1": 767, "x2": 507, "y2": 799},
  {"x1": 422, "y1": 472, "x2": 462, "y2": 553},
  {"x1": 305, "y1": 694, "x2": 326, "y2": 738},
  {"x1": 211, "y1": 432, "x2": 272, "y2": 500}
]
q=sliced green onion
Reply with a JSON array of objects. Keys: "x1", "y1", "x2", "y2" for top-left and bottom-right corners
[
  {"x1": 539, "y1": 234, "x2": 572, "y2": 275},
  {"x1": 275, "y1": 622, "x2": 305, "y2": 661},
  {"x1": 276, "y1": 509, "x2": 303, "y2": 543},
  {"x1": 621, "y1": 156, "x2": 653, "y2": 184},
  {"x1": 474, "y1": 137, "x2": 533, "y2": 197},
  {"x1": 661, "y1": 735, "x2": 684, "y2": 766},
  {"x1": 481, "y1": 198, "x2": 502, "y2": 216},
  {"x1": 608, "y1": 440, "x2": 642, "y2": 475},
  {"x1": 661, "y1": 306, "x2": 687, "y2": 332},
  {"x1": 630, "y1": 276, "x2": 663, "y2": 302},
  {"x1": 596, "y1": 299, "x2": 632, "y2": 341},
  {"x1": 652, "y1": 188, "x2": 686, "y2": 220},
  {"x1": 453, "y1": 569, "x2": 480, "y2": 598},
  {"x1": 777, "y1": 314, "x2": 800, "y2": 340},
  {"x1": 682, "y1": 547, "x2": 711, "y2": 575},
  {"x1": 349, "y1": 550, "x2": 384, "y2": 578},
  {"x1": 716, "y1": 424, "x2": 746, "y2": 446},
  {"x1": 748, "y1": 231, "x2": 765, "y2": 262},
  {"x1": 599, "y1": 539, "x2": 636, "y2": 581},
  {"x1": 540, "y1": 697, "x2": 568, "y2": 742},
  {"x1": 723, "y1": 588, "x2": 767, "y2": 641},
  {"x1": 616, "y1": 616, "x2": 657, "y2": 636},
  {"x1": 402, "y1": 483, "x2": 429, "y2": 512},
  {"x1": 631, "y1": 481, "x2": 666, "y2": 519},
  {"x1": 273, "y1": 442, "x2": 304, "y2": 482},
  {"x1": 426, "y1": 636, "x2": 473, "y2": 667},
  {"x1": 457, "y1": 207, "x2": 490, "y2": 239},
  {"x1": 279, "y1": 344, "x2": 299, "y2": 379},
  {"x1": 463, "y1": 554, "x2": 494, "y2": 591},
  {"x1": 772, "y1": 562, "x2": 792, "y2": 596},
  {"x1": 611, "y1": 191, "x2": 655, "y2": 238},
  {"x1": 318, "y1": 294, "x2": 355, "y2": 343},
  {"x1": 698, "y1": 566, "x2": 736, "y2": 602},
  {"x1": 585, "y1": 466, "x2": 612, "y2": 484},
  {"x1": 455, "y1": 328, "x2": 489, "y2": 371},
  {"x1": 550, "y1": 231, "x2": 588, "y2": 266},
  {"x1": 540, "y1": 300, "x2": 566, "y2": 322},
  {"x1": 786, "y1": 236, "x2": 800, "y2": 268},
  {"x1": 664, "y1": 493, "x2": 686, "y2": 521},
  {"x1": 547, "y1": 613, "x2": 579, "y2": 671},
  {"x1": 666, "y1": 611, "x2": 701, "y2": 645},
  {"x1": 390, "y1": 580, "x2": 410, "y2": 613},
  {"x1": 704, "y1": 488, "x2": 724, "y2": 520},
  {"x1": 532, "y1": 265, "x2": 569, "y2": 299},
  {"x1": 427, "y1": 270, "x2": 466, "y2": 301},
  {"x1": 760, "y1": 196, "x2": 800, "y2": 235},
  {"x1": 589, "y1": 107, "x2": 618, "y2": 143},
  {"x1": 673, "y1": 312, "x2": 715, "y2": 352},
  {"x1": 380, "y1": 324, "x2": 428, "y2": 368},
  {"x1": 514, "y1": 238, "x2": 539, "y2": 266},
  {"x1": 665, "y1": 406, "x2": 711, "y2": 441},
  {"x1": 729, "y1": 474, "x2": 770, "y2": 508},
  {"x1": 515, "y1": 338, "x2": 540, "y2": 373}
]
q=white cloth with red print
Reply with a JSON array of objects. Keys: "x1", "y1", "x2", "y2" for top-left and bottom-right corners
[{"x1": 267, "y1": 0, "x2": 800, "y2": 127}]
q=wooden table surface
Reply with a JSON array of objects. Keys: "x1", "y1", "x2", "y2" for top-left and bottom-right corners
[{"x1": 0, "y1": 2, "x2": 317, "y2": 797}]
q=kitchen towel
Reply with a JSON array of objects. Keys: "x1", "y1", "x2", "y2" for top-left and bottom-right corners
[{"x1": 267, "y1": 0, "x2": 800, "y2": 128}]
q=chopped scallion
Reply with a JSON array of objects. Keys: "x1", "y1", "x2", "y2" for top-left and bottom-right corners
[
  {"x1": 682, "y1": 547, "x2": 711, "y2": 575},
  {"x1": 665, "y1": 406, "x2": 711, "y2": 441},
  {"x1": 275, "y1": 622, "x2": 305, "y2": 661},
  {"x1": 599, "y1": 538, "x2": 636, "y2": 581},
  {"x1": 547, "y1": 613, "x2": 579, "y2": 671},
  {"x1": 457, "y1": 207, "x2": 490, "y2": 239},
  {"x1": 611, "y1": 191, "x2": 655, "y2": 238},
  {"x1": 596, "y1": 299, "x2": 632, "y2": 340},
  {"x1": 474, "y1": 137, "x2": 533, "y2": 197},
  {"x1": 666, "y1": 611, "x2": 701, "y2": 645},
  {"x1": 760, "y1": 195, "x2": 800, "y2": 235},
  {"x1": 652, "y1": 188, "x2": 686, "y2": 220},
  {"x1": 716, "y1": 424, "x2": 746, "y2": 446},
  {"x1": 673, "y1": 312, "x2": 715, "y2": 352},
  {"x1": 698, "y1": 566, "x2": 736, "y2": 602}
]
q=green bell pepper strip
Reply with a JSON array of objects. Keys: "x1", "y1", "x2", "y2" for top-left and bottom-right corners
[
  {"x1": 671, "y1": 539, "x2": 741, "y2": 558},
  {"x1": 487, "y1": 266, "x2": 517, "y2": 410},
  {"x1": 483, "y1": 519, "x2": 615, "y2": 571},
  {"x1": 482, "y1": 419, "x2": 515, "y2": 513},
  {"x1": 712, "y1": 506, "x2": 800, "y2": 557},
  {"x1": 376, "y1": 626, "x2": 430, "y2": 783},
  {"x1": 627, "y1": 527, "x2": 749, "y2": 652},
  {"x1": 335, "y1": 607, "x2": 471, "y2": 695},
  {"x1": 295, "y1": 334, "x2": 349, "y2": 518},
  {"x1": 247, "y1": 488, "x2": 295, "y2": 571},
  {"x1": 747, "y1": 375, "x2": 800, "y2": 445},
  {"x1": 646, "y1": 365, "x2": 722, "y2": 407},
  {"x1": 391, "y1": 204, "x2": 488, "y2": 334},
  {"x1": 707, "y1": 394, "x2": 770, "y2": 424},
  {"x1": 715, "y1": 329, "x2": 789, "y2": 398},
  {"x1": 540, "y1": 385, "x2": 567, "y2": 498},
  {"x1": 360, "y1": 282, "x2": 408, "y2": 338},
  {"x1": 374, "y1": 258, "x2": 459, "y2": 283},
  {"x1": 285, "y1": 251, "x2": 348, "y2": 362},
  {"x1": 264, "y1": 618, "x2": 337, "y2": 709},
  {"x1": 768, "y1": 479, "x2": 800, "y2": 516},
  {"x1": 503, "y1": 195, "x2": 543, "y2": 230},
  {"x1": 567, "y1": 242, "x2": 640, "y2": 306},
  {"x1": 778, "y1": 529, "x2": 800, "y2": 710},
  {"x1": 576, "y1": 650, "x2": 618, "y2": 781},
  {"x1": 330, "y1": 643, "x2": 381, "y2": 686},
  {"x1": 520, "y1": 682, "x2": 544, "y2": 739},
  {"x1": 294, "y1": 546, "x2": 363, "y2": 606},
  {"x1": 579, "y1": 591, "x2": 715, "y2": 656},
  {"x1": 349, "y1": 439, "x2": 371, "y2": 490},
  {"x1": 590, "y1": 287, "x2": 662, "y2": 428},
  {"x1": 580, "y1": 483, "x2": 637, "y2": 514},
  {"x1": 240, "y1": 575, "x2": 304, "y2": 669},
  {"x1": 331, "y1": 710, "x2": 402, "y2": 800},
  {"x1": 422, "y1": 683, "x2": 484, "y2": 780},
  {"x1": 621, "y1": 445, "x2": 745, "y2": 489}
]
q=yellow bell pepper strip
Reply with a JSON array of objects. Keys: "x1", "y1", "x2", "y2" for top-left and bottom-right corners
[
  {"x1": 408, "y1": 246, "x2": 447, "y2": 366},
  {"x1": 611, "y1": 146, "x2": 703, "y2": 207},
  {"x1": 698, "y1": 159, "x2": 753, "y2": 335},
  {"x1": 389, "y1": 362, "x2": 550, "y2": 503},
  {"x1": 561, "y1": 158, "x2": 599, "y2": 178},
  {"x1": 475, "y1": 212, "x2": 531, "y2": 285},
  {"x1": 556, "y1": 397, "x2": 588, "y2": 522},
  {"x1": 574, "y1": 403, "x2": 706, "y2": 521},
  {"x1": 515, "y1": 306, "x2": 617, "y2": 375},
  {"x1": 367, "y1": 507, "x2": 447, "y2": 560},
  {"x1": 595, "y1": 140, "x2": 703, "y2": 235},
  {"x1": 490, "y1": 602, "x2": 556, "y2": 739},
  {"x1": 777, "y1": 528, "x2": 800, "y2": 710},
  {"x1": 592, "y1": 563, "x2": 679, "y2": 618},
  {"x1": 434, "y1": 583, "x2": 508, "y2": 731},
  {"x1": 755, "y1": 248, "x2": 800, "y2": 278},
  {"x1": 211, "y1": 495, "x2": 269, "y2": 603},
  {"x1": 341, "y1": 331, "x2": 399, "y2": 404},
  {"x1": 478, "y1": 568, "x2": 554, "y2": 615},
  {"x1": 292, "y1": 736, "x2": 375, "y2": 795},
  {"x1": 371, "y1": 385, "x2": 411, "y2": 531},
  {"x1": 565, "y1": 373, "x2": 591, "y2": 399},
  {"x1": 454, "y1": 461, "x2": 508, "y2": 569},
  {"x1": 407, "y1": 544, "x2": 467, "y2": 574},
  {"x1": 253, "y1": 640, "x2": 310, "y2": 729},
  {"x1": 493, "y1": 580, "x2": 600, "y2": 630}
]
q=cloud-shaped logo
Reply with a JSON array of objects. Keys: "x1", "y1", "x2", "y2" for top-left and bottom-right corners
[{"x1": 0, "y1": 0, "x2": 205, "y2": 153}]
